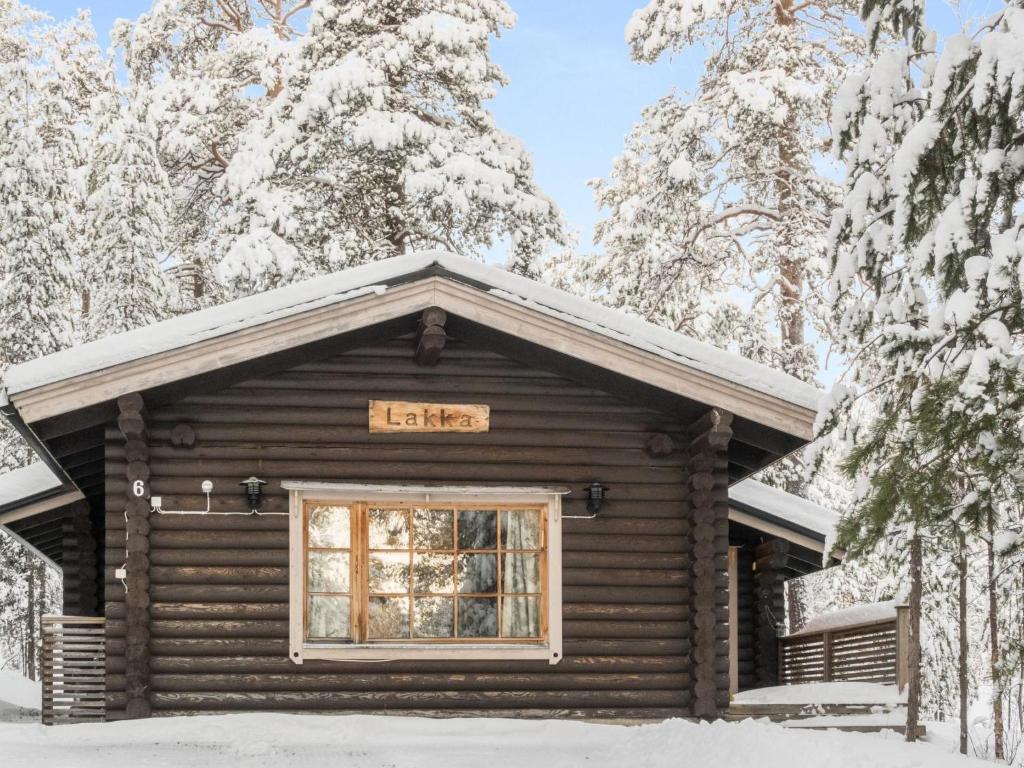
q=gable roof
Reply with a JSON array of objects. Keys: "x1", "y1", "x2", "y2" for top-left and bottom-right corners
[
  {"x1": 2, "y1": 252, "x2": 821, "y2": 436},
  {"x1": 729, "y1": 477, "x2": 839, "y2": 551}
]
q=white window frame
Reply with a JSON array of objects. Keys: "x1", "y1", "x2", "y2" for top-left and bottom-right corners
[{"x1": 284, "y1": 482, "x2": 564, "y2": 665}]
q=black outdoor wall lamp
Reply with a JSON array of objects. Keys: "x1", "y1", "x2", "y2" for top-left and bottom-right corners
[
  {"x1": 240, "y1": 476, "x2": 268, "y2": 514},
  {"x1": 585, "y1": 482, "x2": 608, "y2": 516}
]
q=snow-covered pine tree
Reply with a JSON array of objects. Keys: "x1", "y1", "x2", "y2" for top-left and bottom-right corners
[
  {"x1": 825, "y1": 0, "x2": 1024, "y2": 752},
  {"x1": 826, "y1": 0, "x2": 1024, "y2": 536},
  {"x1": 81, "y1": 72, "x2": 172, "y2": 341},
  {"x1": 215, "y1": 0, "x2": 564, "y2": 293},
  {"x1": 0, "y1": 5, "x2": 78, "y2": 471},
  {"x1": 114, "y1": 0, "x2": 308, "y2": 307},
  {"x1": 576, "y1": 0, "x2": 863, "y2": 384}
]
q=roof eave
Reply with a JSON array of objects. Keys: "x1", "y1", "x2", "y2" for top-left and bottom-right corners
[{"x1": 5, "y1": 276, "x2": 816, "y2": 442}]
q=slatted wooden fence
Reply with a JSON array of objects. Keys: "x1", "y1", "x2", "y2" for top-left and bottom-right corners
[
  {"x1": 778, "y1": 607, "x2": 910, "y2": 689},
  {"x1": 41, "y1": 615, "x2": 106, "y2": 725}
]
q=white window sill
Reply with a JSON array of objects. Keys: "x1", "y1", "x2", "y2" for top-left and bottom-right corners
[{"x1": 298, "y1": 643, "x2": 560, "y2": 664}]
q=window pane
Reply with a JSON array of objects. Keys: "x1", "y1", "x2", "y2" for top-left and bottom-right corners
[
  {"x1": 502, "y1": 596, "x2": 541, "y2": 637},
  {"x1": 368, "y1": 596, "x2": 410, "y2": 639},
  {"x1": 308, "y1": 551, "x2": 349, "y2": 593},
  {"x1": 413, "y1": 553, "x2": 455, "y2": 593},
  {"x1": 308, "y1": 595, "x2": 350, "y2": 639},
  {"x1": 501, "y1": 509, "x2": 541, "y2": 550},
  {"x1": 413, "y1": 597, "x2": 454, "y2": 638},
  {"x1": 369, "y1": 551, "x2": 410, "y2": 593},
  {"x1": 457, "y1": 509, "x2": 496, "y2": 550},
  {"x1": 502, "y1": 553, "x2": 541, "y2": 593},
  {"x1": 369, "y1": 508, "x2": 409, "y2": 549},
  {"x1": 308, "y1": 505, "x2": 351, "y2": 548},
  {"x1": 413, "y1": 508, "x2": 453, "y2": 549},
  {"x1": 457, "y1": 553, "x2": 496, "y2": 594},
  {"x1": 458, "y1": 597, "x2": 498, "y2": 637}
]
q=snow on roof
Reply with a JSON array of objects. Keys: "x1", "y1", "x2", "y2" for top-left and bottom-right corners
[
  {"x1": 2, "y1": 252, "x2": 821, "y2": 414},
  {"x1": 0, "y1": 462, "x2": 62, "y2": 509},
  {"x1": 729, "y1": 477, "x2": 839, "y2": 540},
  {"x1": 790, "y1": 600, "x2": 899, "y2": 637}
]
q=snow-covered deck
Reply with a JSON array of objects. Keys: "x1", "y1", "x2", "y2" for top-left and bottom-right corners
[{"x1": 733, "y1": 682, "x2": 906, "y2": 707}]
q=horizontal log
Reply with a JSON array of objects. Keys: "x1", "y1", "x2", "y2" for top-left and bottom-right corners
[
  {"x1": 243, "y1": 372, "x2": 587, "y2": 395},
  {"x1": 148, "y1": 549, "x2": 290, "y2": 567},
  {"x1": 140, "y1": 460, "x2": 683, "y2": 486},
  {"x1": 181, "y1": 389, "x2": 649, "y2": 416},
  {"x1": 148, "y1": 671, "x2": 690, "y2": 693},
  {"x1": 110, "y1": 478, "x2": 690, "y2": 503},
  {"x1": 562, "y1": 534, "x2": 687, "y2": 552},
  {"x1": 563, "y1": 621, "x2": 689, "y2": 639},
  {"x1": 563, "y1": 568, "x2": 688, "y2": 587},
  {"x1": 110, "y1": 602, "x2": 290, "y2": 621},
  {"x1": 148, "y1": 688, "x2": 690, "y2": 710},
  {"x1": 562, "y1": 552, "x2": 688, "y2": 570},
  {"x1": 148, "y1": 706, "x2": 691, "y2": 719},
  {"x1": 149, "y1": 620, "x2": 288, "y2": 639},
  {"x1": 136, "y1": 637, "x2": 690, "y2": 658},
  {"x1": 145, "y1": 423, "x2": 660, "y2": 451},
  {"x1": 147, "y1": 654, "x2": 690, "y2": 675},
  {"x1": 562, "y1": 604, "x2": 689, "y2": 621},
  {"x1": 562, "y1": 586, "x2": 687, "y2": 605},
  {"x1": 149, "y1": 566, "x2": 288, "y2": 585},
  {"x1": 152, "y1": 405, "x2": 666, "y2": 433},
  {"x1": 140, "y1": 443, "x2": 683, "y2": 470},
  {"x1": 149, "y1": 531, "x2": 288, "y2": 550},
  {"x1": 149, "y1": 585, "x2": 290, "y2": 603}
]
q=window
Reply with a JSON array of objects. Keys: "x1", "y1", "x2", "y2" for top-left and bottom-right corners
[{"x1": 286, "y1": 484, "x2": 563, "y2": 664}]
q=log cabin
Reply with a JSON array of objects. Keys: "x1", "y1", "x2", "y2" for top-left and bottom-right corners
[{"x1": 0, "y1": 251, "x2": 840, "y2": 721}]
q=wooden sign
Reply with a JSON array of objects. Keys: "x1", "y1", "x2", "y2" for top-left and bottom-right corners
[{"x1": 369, "y1": 400, "x2": 490, "y2": 433}]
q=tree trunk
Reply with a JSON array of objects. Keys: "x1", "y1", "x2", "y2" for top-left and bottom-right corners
[
  {"x1": 987, "y1": 510, "x2": 1005, "y2": 761},
  {"x1": 906, "y1": 533, "x2": 922, "y2": 742},
  {"x1": 958, "y1": 528, "x2": 969, "y2": 756},
  {"x1": 25, "y1": 557, "x2": 37, "y2": 681},
  {"x1": 770, "y1": 0, "x2": 810, "y2": 384}
]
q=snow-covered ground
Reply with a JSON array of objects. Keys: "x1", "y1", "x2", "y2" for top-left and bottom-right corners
[
  {"x1": 0, "y1": 713, "x2": 993, "y2": 768},
  {"x1": 0, "y1": 670, "x2": 41, "y2": 722}
]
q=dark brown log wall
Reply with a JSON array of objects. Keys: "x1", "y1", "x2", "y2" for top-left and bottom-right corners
[
  {"x1": 734, "y1": 545, "x2": 757, "y2": 691},
  {"x1": 104, "y1": 337, "x2": 701, "y2": 719},
  {"x1": 61, "y1": 503, "x2": 98, "y2": 616}
]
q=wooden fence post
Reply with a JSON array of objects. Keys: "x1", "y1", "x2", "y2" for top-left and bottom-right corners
[
  {"x1": 895, "y1": 604, "x2": 911, "y2": 692},
  {"x1": 822, "y1": 630, "x2": 833, "y2": 682}
]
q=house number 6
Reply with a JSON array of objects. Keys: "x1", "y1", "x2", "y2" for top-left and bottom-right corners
[{"x1": 132, "y1": 480, "x2": 146, "y2": 497}]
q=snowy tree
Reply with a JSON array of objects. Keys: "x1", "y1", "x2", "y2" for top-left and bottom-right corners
[
  {"x1": 114, "y1": 0, "x2": 306, "y2": 306},
  {"x1": 0, "y1": 529, "x2": 61, "y2": 679},
  {"x1": 573, "y1": 0, "x2": 864, "y2": 384},
  {"x1": 81, "y1": 73, "x2": 172, "y2": 341},
  {"x1": 119, "y1": 0, "x2": 563, "y2": 296},
  {"x1": 0, "y1": 7, "x2": 78, "y2": 471},
  {"x1": 825, "y1": 0, "x2": 1024, "y2": 751},
  {"x1": 215, "y1": 0, "x2": 564, "y2": 293}
]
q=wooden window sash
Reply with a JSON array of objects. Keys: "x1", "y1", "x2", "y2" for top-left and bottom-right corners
[{"x1": 302, "y1": 499, "x2": 549, "y2": 645}]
